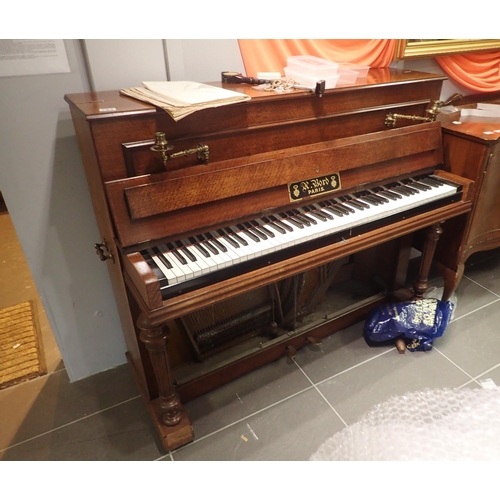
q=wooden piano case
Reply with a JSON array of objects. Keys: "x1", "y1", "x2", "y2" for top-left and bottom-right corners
[{"x1": 65, "y1": 69, "x2": 473, "y2": 451}]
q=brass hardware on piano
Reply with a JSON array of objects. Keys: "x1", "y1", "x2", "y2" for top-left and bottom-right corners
[
  {"x1": 385, "y1": 93, "x2": 464, "y2": 128},
  {"x1": 150, "y1": 132, "x2": 210, "y2": 166},
  {"x1": 94, "y1": 240, "x2": 114, "y2": 263},
  {"x1": 385, "y1": 112, "x2": 433, "y2": 128},
  {"x1": 426, "y1": 92, "x2": 463, "y2": 119}
]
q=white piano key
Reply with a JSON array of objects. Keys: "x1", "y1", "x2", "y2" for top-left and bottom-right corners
[
  {"x1": 158, "y1": 244, "x2": 194, "y2": 281},
  {"x1": 148, "y1": 249, "x2": 181, "y2": 285}
]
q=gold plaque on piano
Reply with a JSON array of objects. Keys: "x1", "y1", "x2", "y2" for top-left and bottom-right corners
[{"x1": 288, "y1": 173, "x2": 341, "y2": 202}]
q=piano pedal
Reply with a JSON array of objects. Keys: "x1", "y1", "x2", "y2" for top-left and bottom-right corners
[{"x1": 286, "y1": 345, "x2": 297, "y2": 359}]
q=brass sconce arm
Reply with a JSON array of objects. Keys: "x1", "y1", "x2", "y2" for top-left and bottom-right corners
[
  {"x1": 150, "y1": 132, "x2": 210, "y2": 166},
  {"x1": 385, "y1": 93, "x2": 463, "y2": 128},
  {"x1": 385, "y1": 113, "x2": 433, "y2": 127}
]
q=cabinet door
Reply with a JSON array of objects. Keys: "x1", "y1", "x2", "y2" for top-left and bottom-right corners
[{"x1": 465, "y1": 146, "x2": 500, "y2": 256}]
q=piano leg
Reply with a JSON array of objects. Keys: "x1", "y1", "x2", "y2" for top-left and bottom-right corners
[
  {"x1": 413, "y1": 222, "x2": 444, "y2": 300},
  {"x1": 138, "y1": 314, "x2": 194, "y2": 451}
]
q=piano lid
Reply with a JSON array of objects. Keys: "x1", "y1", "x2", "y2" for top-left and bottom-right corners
[{"x1": 65, "y1": 68, "x2": 446, "y2": 122}]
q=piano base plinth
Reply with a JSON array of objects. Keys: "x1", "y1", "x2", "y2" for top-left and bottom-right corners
[{"x1": 148, "y1": 397, "x2": 194, "y2": 452}]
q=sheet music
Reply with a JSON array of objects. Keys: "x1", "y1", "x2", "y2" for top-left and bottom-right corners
[{"x1": 120, "y1": 81, "x2": 251, "y2": 121}]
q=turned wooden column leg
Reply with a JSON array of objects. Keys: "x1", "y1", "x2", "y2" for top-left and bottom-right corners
[
  {"x1": 137, "y1": 314, "x2": 183, "y2": 427},
  {"x1": 413, "y1": 222, "x2": 443, "y2": 300}
]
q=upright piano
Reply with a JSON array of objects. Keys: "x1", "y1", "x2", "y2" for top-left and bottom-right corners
[{"x1": 65, "y1": 68, "x2": 473, "y2": 451}]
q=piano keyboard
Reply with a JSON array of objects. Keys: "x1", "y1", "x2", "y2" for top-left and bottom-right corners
[{"x1": 141, "y1": 175, "x2": 461, "y2": 300}]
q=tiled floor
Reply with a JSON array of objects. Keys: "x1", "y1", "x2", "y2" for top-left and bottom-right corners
[{"x1": 1, "y1": 232, "x2": 500, "y2": 460}]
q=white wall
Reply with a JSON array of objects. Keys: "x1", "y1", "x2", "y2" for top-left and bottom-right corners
[
  {"x1": 0, "y1": 40, "x2": 125, "y2": 380},
  {"x1": 0, "y1": 39, "x2": 245, "y2": 381},
  {"x1": 0, "y1": 39, "x2": 472, "y2": 382}
]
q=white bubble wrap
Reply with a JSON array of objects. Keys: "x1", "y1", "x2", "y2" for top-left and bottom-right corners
[{"x1": 311, "y1": 387, "x2": 500, "y2": 461}]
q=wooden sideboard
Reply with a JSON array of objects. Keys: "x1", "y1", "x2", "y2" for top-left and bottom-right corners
[{"x1": 435, "y1": 112, "x2": 500, "y2": 297}]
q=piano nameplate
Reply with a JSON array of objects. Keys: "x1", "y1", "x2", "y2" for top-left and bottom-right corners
[{"x1": 288, "y1": 172, "x2": 342, "y2": 202}]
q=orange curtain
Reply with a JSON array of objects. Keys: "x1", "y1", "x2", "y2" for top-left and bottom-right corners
[
  {"x1": 238, "y1": 39, "x2": 397, "y2": 76},
  {"x1": 436, "y1": 51, "x2": 500, "y2": 93}
]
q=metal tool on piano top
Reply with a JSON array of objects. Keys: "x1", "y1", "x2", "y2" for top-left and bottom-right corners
[{"x1": 65, "y1": 69, "x2": 473, "y2": 451}]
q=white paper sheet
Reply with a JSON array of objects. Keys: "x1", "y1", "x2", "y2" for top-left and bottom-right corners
[{"x1": 0, "y1": 39, "x2": 70, "y2": 77}]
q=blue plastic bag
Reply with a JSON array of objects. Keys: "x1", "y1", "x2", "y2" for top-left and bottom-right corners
[{"x1": 364, "y1": 298, "x2": 454, "y2": 351}]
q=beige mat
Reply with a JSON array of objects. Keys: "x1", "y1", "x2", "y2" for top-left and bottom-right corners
[{"x1": 0, "y1": 301, "x2": 45, "y2": 389}]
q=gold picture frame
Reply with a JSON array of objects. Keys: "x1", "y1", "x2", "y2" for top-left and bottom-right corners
[{"x1": 395, "y1": 39, "x2": 500, "y2": 60}]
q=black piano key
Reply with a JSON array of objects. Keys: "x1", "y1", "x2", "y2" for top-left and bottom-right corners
[
  {"x1": 313, "y1": 207, "x2": 333, "y2": 219},
  {"x1": 429, "y1": 175, "x2": 446, "y2": 186},
  {"x1": 244, "y1": 222, "x2": 268, "y2": 240},
  {"x1": 141, "y1": 250, "x2": 168, "y2": 282},
  {"x1": 268, "y1": 221, "x2": 286, "y2": 234},
  {"x1": 280, "y1": 212, "x2": 303, "y2": 229},
  {"x1": 388, "y1": 185, "x2": 412, "y2": 197},
  {"x1": 356, "y1": 193, "x2": 380, "y2": 206},
  {"x1": 419, "y1": 176, "x2": 443, "y2": 188},
  {"x1": 226, "y1": 227, "x2": 248, "y2": 246},
  {"x1": 237, "y1": 224, "x2": 260, "y2": 242},
  {"x1": 402, "y1": 179, "x2": 427, "y2": 192},
  {"x1": 189, "y1": 237, "x2": 211, "y2": 258},
  {"x1": 152, "y1": 246, "x2": 173, "y2": 269},
  {"x1": 197, "y1": 244, "x2": 211, "y2": 258},
  {"x1": 372, "y1": 188, "x2": 398, "y2": 201},
  {"x1": 303, "y1": 206, "x2": 330, "y2": 221},
  {"x1": 206, "y1": 232, "x2": 228, "y2": 252},
  {"x1": 380, "y1": 187, "x2": 402, "y2": 199},
  {"x1": 262, "y1": 216, "x2": 287, "y2": 234},
  {"x1": 398, "y1": 181, "x2": 420, "y2": 194},
  {"x1": 256, "y1": 220, "x2": 275, "y2": 235},
  {"x1": 409, "y1": 180, "x2": 431, "y2": 191},
  {"x1": 319, "y1": 201, "x2": 344, "y2": 217},
  {"x1": 286, "y1": 210, "x2": 311, "y2": 226},
  {"x1": 332, "y1": 200, "x2": 355, "y2": 214},
  {"x1": 340, "y1": 197, "x2": 366, "y2": 210},
  {"x1": 292, "y1": 209, "x2": 316, "y2": 225},
  {"x1": 174, "y1": 240, "x2": 197, "y2": 262},
  {"x1": 198, "y1": 235, "x2": 219, "y2": 254},
  {"x1": 167, "y1": 243, "x2": 188, "y2": 265},
  {"x1": 253, "y1": 220, "x2": 275, "y2": 238},
  {"x1": 218, "y1": 229, "x2": 240, "y2": 248},
  {"x1": 367, "y1": 192, "x2": 389, "y2": 204},
  {"x1": 269, "y1": 215, "x2": 293, "y2": 231}
]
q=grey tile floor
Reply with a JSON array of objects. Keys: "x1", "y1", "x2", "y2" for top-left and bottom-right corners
[{"x1": 1, "y1": 247, "x2": 500, "y2": 461}]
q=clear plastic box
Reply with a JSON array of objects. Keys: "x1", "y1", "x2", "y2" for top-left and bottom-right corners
[
  {"x1": 284, "y1": 67, "x2": 340, "y2": 89},
  {"x1": 286, "y1": 55, "x2": 339, "y2": 79},
  {"x1": 336, "y1": 67, "x2": 359, "y2": 85},
  {"x1": 339, "y1": 62, "x2": 370, "y2": 78}
]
